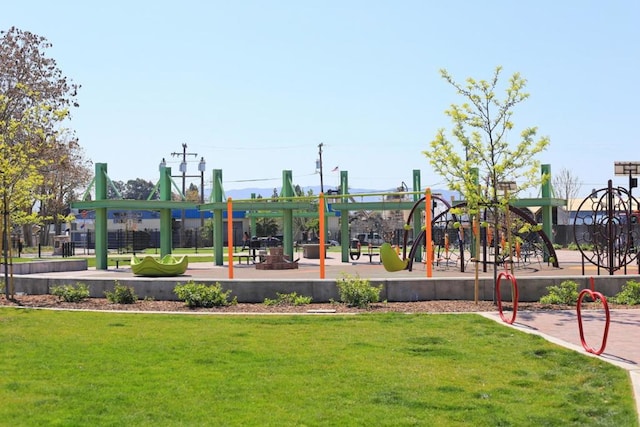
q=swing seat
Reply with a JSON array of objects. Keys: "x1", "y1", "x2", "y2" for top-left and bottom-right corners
[{"x1": 380, "y1": 243, "x2": 409, "y2": 272}]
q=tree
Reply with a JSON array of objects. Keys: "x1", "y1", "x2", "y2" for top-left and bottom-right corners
[
  {"x1": 36, "y1": 134, "x2": 92, "y2": 241},
  {"x1": 123, "y1": 178, "x2": 157, "y2": 200},
  {"x1": 0, "y1": 27, "x2": 80, "y2": 245},
  {"x1": 185, "y1": 182, "x2": 201, "y2": 202},
  {"x1": 425, "y1": 66, "x2": 549, "y2": 210},
  {"x1": 552, "y1": 168, "x2": 582, "y2": 201}
]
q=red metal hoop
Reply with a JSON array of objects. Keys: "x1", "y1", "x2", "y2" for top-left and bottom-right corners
[
  {"x1": 496, "y1": 271, "x2": 519, "y2": 324},
  {"x1": 577, "y1": 289, "x2": 610, "y2": 355}
]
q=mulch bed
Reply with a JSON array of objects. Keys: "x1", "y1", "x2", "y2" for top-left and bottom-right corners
[{"x1": 0, "y1": 294, "x2": 601, "y2": 314}]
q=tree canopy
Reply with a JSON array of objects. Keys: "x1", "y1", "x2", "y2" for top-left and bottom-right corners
[
  {"x1": 424, "y1": 66, "x2": 550, "y2": 211},
  {"x1": 0, "y1": 26, "x2": 83, "y2": 237}
]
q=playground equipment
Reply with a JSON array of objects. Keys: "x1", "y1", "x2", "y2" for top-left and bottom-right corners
[
  {"x1": 130, "y1": 254, "x2": 189, "y2": 276},
  {"x1": 576, "y1": 278, "x2": 610, "y2": 355},
  {"x1": 573, "y1": 180, "x2": 640, "y2": 275},
  {"x1": 495, "y1": 270, "x2": 519, "y2": 324},
  {"x1": 380, "y1": 242, "x2": 408, "y2": 271},
  {"x1": 72, "y1": 163, "x2": 563, "y2": 275}
]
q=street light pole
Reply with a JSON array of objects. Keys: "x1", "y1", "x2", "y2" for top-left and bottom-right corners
[
  {"x1": 171, "y1": 143, "x2": 197, "y2": 247},
  {"x1": 198, "y1": 157, "x2": 206, "y2": 228},
  {"x1": 317, "y1": 143, "x2": 324, "y2": 194}
]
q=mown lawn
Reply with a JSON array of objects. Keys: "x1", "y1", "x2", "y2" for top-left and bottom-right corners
[{"x1": 0, "y1": 309, "x2": 636, "y2": 426}]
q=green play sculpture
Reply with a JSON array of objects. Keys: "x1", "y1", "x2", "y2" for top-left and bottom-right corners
[{"x1": 130, "y1": 255, "x2": 189, "y2": 277}]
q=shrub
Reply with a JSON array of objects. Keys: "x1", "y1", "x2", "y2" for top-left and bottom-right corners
[
  {"x1": 174, "y1": 281, "x2": 236, "y2": 308},
  {"x1": 264, "y1": 292, "x2": 312, "y2": 306},
  {"x1": 105, "y1": 281, "x2": 137, "y2": 304},
  {"x1": 51, "y1": 283, "x2": 90, "y2": 302},
  {"x1": 539, "y1": 280, "x2": 579, "y2": 305},
  {"x1": 611, "y1": 280, "x2": 640, "y2": 305},
  {"x1": 336, "y1": 273, "x2": 382, "y2": 308}
]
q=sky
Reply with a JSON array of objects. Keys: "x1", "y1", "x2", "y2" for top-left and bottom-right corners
[{"x1": 3, "y1": 1, "x2": 639, "y2": 198}]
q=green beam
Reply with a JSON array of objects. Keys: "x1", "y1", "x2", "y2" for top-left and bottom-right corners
[
  {"x1": 511, "y1": 197, "x2": 566, "y2": 208},
  {"x1": 94, "y1": 163, "x2": 108, "y2": 270},
  {"x1": 201, "y1": 201, "x2": 316, "y2": 211},
  {"x1": 159, "y1": 166, "x2": 173, "y2": 257},
  {"x1": 246, "y1": 211, "x2": 336, "y2": 218},
  {"x1": 72, "y1": 200, "x2": 198, "y2": 210},
  {"x1": 330, "y1": 201, "x2": 419, "y2": 211},
  {"x1": 282, "y1": 170, "x2": 294, "y2": 259},
  {"x1": 340, "y1": 171, "x2": 350, "y2": 262},
  {"x1": 213, "y1": 169, "x2": 224, "y2": 266},
  {"x1": 413, "y1": 170, "x2": 422, "y2": 262},
  {"x1": 541, "y1": 164, "x2": 554, "y2": 260}
]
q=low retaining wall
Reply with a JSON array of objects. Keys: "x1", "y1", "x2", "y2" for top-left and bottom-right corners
[
  {"x1": 1, "y1": 259, "x2": 88, "y2": 275},
  {"x1": 10, "y1": 274, "x2": 640, "y2": 303}
]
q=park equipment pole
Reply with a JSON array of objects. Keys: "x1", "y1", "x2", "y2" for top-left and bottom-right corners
[
  {"x1": 213, "y1": 169, "x2": 224, "y2": 266},
  {"x1": 412, "y1": 170, "x2": 422, "y2": 263},
  {"x1": 94, "y1": 163, "x2": 108, "y2": 270},
  {"x1": 425, "y1": 188, "x2": 432, "y2": 278},
  {"x1": 319, "y1": 192, "x2": 326, "y2": 279},
  {"x1": 541, "y1": 164, "x2": 553, "y2": 262},
  {"x1": 159, "y1": 165, "x2": 173, "y2": 257},
  {"x1": 228, "y1": 198, "x2": 234, "y2": 279}
]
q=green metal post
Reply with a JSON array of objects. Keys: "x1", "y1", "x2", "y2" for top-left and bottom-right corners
[
  {"x1": 94, "y1": 163, "x2": 108, "y2": 270},
  {"x1": 282, "y1": 170, "x2": 294, "y2": 259},
  {"x1": 412, "y1": 169, "x2": 422, "y2": 262},
  {"x1": 541, "y1": 164, "x2": 553, "y2": 261},
  {"x1": 213, "y1": 169, "x2": 224, "y2": 266},
  {"x1": 159, "y1": 166, "x2": 173, "y2": 257},
  {"x1": 340, "y1": 171, "x2": 350, "y2": 262}
]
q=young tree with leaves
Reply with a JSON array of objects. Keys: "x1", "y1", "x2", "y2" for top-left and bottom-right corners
[
  {"x1": 424, "y1": 67, "x2": 550, "y2": 275},
  {"x1": 425, "y1": 66, "x2": 549, "y2": 210},
  {"x1": 0, "y1": 27, "x2": 80, "y2": 246}
]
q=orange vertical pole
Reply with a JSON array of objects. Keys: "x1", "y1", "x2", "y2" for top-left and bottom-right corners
[
  {"x1": 227, "y1": 198, "x2": 234, "y2": 279},
  {"x1": 425, "y1": 188, "x2": 432, "y2": 278},
  {"x1": 319, "y1": 192, "x2": 326, "y2": 279}
]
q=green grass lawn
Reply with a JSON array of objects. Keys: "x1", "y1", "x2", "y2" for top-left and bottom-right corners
[{"x1": 0, "y1": 310, "x2": 637, "y2": 426}]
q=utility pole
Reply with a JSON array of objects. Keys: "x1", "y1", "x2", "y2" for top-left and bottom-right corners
[
  {"x1": 171, "y1": 143, "x2": 197, "y2": 247},
  {"x1": 317, "y1": 142, "x2": 324, "y2": 194}
]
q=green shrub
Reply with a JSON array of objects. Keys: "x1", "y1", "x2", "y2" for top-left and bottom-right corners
[
  {"x1": 539, "y1": 280, "x2": 579, "y2": 305},
  {"x1": 51, "y1": 283, "x2": 90, "y2": 302},
  {"x1": 105, "y1": 281, "x2": 137, "y2": 304},
  {"x1": 336, "y1": 273, "x2": 382, "y2": 308},
  {"x1": 174, "y1": 281, "x2": 236, "y2": 308},
  {"x1": 264, "y1": 292, "x2": 313, "y2": 306},
  {"x1": 611, "y1": 280, "x2": 640, "y2": 305}
]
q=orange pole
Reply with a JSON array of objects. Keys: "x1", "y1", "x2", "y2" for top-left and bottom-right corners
[
  {"x1": 425, "y1": 188, "x2": 432, "y2": 277},
  {"x1": 319, "y1": 192, "x2": 325, "y2": 279},
  {"x1": 227, "y1": 197, "x2": 234, "y2": 279}
]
